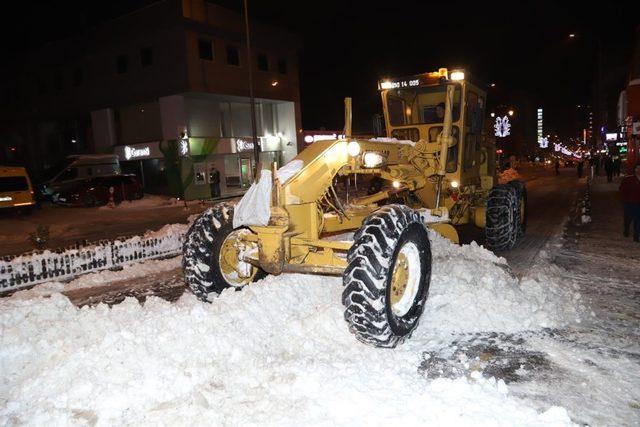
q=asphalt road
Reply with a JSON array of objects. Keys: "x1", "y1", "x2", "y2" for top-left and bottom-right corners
[{"x1": 502, "y1": 166, "x2": 583, "y2": 275}]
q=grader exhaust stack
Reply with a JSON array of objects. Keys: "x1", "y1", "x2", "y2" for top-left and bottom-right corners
[{"x1": 182, "y1": 67, "x2": 528, "y2": 348}]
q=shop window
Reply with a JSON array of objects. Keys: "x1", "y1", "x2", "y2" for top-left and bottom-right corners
[
  {"x1": 198, "y1": 39, "x2": 213, "y2": 60},
  {"x1": 227, "y1": 46, "x2": 240, "y2": 66},
  {"x1": 224, "y1": 155, "x2": 241, "y2": 188},
  {"x1": 116, "y1": 54, "x2": 128, "y2": 74},
  {"x1": 140, "y1": 47, "x2": 153, "y2": 67},
  {"x1": 257, "y1": 53, "x2": 268, "y2": 71},
  {"x1": 277, "y1": 58, "x2": 287, "y2": 74}
]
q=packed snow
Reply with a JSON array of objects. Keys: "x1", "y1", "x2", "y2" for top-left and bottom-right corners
[{"x1": 0, "y1": 231, "x2": 585, "y2": 426}]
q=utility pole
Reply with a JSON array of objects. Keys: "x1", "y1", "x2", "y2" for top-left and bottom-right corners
[{"x1": 243, "y1": 0, "x2": 260, "y2": 170}]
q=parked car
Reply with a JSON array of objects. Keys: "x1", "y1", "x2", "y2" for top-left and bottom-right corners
[
  {"x1": 0, "y1": 166, "x2": 36, "y2": 213},
  {"x1": 40, "y1": 155, "x2": 121, "y2": 200},
  {"x1": 53, "y1": 175, "x2": 143, "y2": 207}
]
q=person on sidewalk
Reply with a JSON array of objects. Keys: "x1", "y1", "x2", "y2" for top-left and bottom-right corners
[
  {"x1": 619, "y1": 163, "x2": 640, "y2": 242},
  {"x1": 577, "y1": 160, "x2": 584, "y2": 178},
  {"x1": 605, "y1": 156, "x2": 614, "y2": 182}
]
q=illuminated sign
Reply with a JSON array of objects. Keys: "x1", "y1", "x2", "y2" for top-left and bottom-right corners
[
  {"x1": 235, "y1": 139, "x2": 255, "y2": 152},
  {"x1": 537, "y1": 108, "x2": 543, "y2": 143},
  {"x1": 124, "y1": 145, "x2": 151, "y2": 160},
  {"x1": 605, "y1": 133, "x2": 618, "y2": 141},
  {"x1": 538, "y1": 137, "x2": 549, "y2": 148},
  {"x1": 494, "y1": 116, "x2": 511, "y2": 138}
]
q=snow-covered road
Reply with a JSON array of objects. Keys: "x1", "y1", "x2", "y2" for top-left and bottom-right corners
[{"x1": 1, "y1": 172, "x2": 638, "y2": 426}]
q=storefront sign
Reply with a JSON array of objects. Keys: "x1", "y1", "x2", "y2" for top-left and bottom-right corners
[
  {"x1": 605, "y1": 133, "x2": 618, "y2": 141},
  {"x1": 115, "y1": 142, "x2": 162, "y2": 161},
  {"x1": 235, "y1": 139, "x2": 255, "y2": 152},
  {"x1": 124, "y1": 146, "x2": 150, "y2": 160}
]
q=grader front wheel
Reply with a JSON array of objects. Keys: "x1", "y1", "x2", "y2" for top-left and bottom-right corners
[
  {"x1": 342, "y1": 205, "x2": 432, "y2": 348},
  {"x1": 182, "y1": 205, "x2": 266, "y2": 301}
]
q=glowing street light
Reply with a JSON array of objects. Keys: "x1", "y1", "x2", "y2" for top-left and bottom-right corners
[
  {"x1": 508, "y1": 109, "x2": 514, "y2": 116},
  {"x1": 569, "y1": 33, "x2": 576, "y2": 38}
]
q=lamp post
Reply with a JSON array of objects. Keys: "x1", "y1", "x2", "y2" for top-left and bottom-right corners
[{"x1": 243, "y1": 0, "x2": 261, "y2": 172}]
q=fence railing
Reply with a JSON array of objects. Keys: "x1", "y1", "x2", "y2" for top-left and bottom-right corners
[{"x1": 0, "y1": 230, "x2": 185, "y2": 293}]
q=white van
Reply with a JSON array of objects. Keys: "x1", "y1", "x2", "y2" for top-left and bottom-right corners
[{"x1": 40, "y1": 155, "x2": 121, "y2": 198}]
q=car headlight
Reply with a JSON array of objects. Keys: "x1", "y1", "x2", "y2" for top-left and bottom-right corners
[
  {"x1": 347, "y1": 140, "x2": 361, "y2": 157},
  {"x1": 362, "y1": 152, "x2": 387, "y2": 168}
]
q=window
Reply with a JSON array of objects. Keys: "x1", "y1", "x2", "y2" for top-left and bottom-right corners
[
  {"x1": 198, "y1": 39, "x2": 213, "y2": 60},
  {"x1": 55, "y1": 168, "x2": 78, "y2": 182},
  {"x1": 257, "y1": 53, "x2": 268, "y2": 71},
  {"x1": 116, "y1": 54, "x2": 128, "y2": 74},
  {"x1": 73, "y1": 67, "x2": 83, "y2": 86},
  {"x1": 0, "y1": 176, "x2": 28, "y2": 192},
  {"x1": 140, "y1": 47, "x2": 153, "y2": 67},
  {"x1": 277, "y1": 58, "x2": 287, "y2": 74},
  {"x1": 226, "y1": 46, "x2": 240, "y2": 66},
  {"x1": 428, "y1": 126, "x2": 460, "y2": 173},
  {"x1": 387, "y1": 85, "x2": 461, "y2": 126}
]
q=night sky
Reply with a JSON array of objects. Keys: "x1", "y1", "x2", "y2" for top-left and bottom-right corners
[{"x1": 2, "y1": 0, "x2": 637, "y2": 138}]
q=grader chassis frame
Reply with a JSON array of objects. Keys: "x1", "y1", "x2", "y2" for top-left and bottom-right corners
[{"x1": 183, "y1": 68, "x2": 526, "y2": 347}]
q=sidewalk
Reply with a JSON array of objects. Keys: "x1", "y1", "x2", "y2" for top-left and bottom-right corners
[{"x1": 574, "y1": 174, "x2": 640, "y2": 279}]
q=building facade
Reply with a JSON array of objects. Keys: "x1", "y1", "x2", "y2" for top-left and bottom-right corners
[{"x1": 0, "y1": 0, "x2": 302, "y2": 198}]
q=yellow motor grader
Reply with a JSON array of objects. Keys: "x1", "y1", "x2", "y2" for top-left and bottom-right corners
[{"x1": 183, "y1": 68, "x2": 526, "y2": 348}]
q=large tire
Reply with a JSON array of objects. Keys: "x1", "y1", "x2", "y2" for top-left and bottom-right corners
[
  {"x1": 485, "y1": 184, "x2": 519, "y2": 251},
  {"x1": 342, "y1": 204, "x2": 432, "y2": 348},
  {"x1": 507, "y1": 180, "x2": 527, "y2": 236},
  {"x1": 182, "y1": 204, "x2": 267, "y2": 302}
]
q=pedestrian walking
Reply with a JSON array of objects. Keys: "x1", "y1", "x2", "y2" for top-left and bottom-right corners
[
  {"x1": 619, "y1": 163, "x2": 640, "y2": 242},
  {"x1": 555, "y1": 159, "x2": 560, "y2": 175},
  {"x1": 605, "y1": 156, "x2": 614, "y2": 182},
  {"x1": 613, "y1": 156, "x2": 622, "y2": 178},
  {"x1": 577, "y1": 160, "x2": 584, "y2": 178}
]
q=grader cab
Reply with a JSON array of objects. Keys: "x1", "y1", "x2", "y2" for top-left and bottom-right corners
[{"x1": 183, "y1": 68, "x2": 526, "y2": 348}]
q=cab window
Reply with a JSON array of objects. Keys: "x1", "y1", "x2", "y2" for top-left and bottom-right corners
[{"x1": 387, "y1": 85, "x2": 461, "y2": 126}]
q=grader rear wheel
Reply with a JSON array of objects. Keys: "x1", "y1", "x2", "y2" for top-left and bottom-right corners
[
  {"x1": 342, "y1": 204, "x2": 432, "y2": 348},
  {"x1": 182, "y1": 204, "x2": 266, "y2": 301},
  {"x1": 485, "y1": 184, "x2": 519, "y2": 251}
]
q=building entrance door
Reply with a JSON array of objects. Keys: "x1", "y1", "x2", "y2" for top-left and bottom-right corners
[{"x1": 239, "y1": 158, "x2": 253, "y2": 188}]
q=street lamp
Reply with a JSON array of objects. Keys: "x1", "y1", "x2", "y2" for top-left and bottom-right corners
[{"x1": 508, "y1": 109, "x2": 514, "y2": 116}]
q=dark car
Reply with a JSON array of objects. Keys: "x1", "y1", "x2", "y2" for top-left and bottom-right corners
[{"x1": 54, "y1": 175, "x2": 143, "y2": 207}]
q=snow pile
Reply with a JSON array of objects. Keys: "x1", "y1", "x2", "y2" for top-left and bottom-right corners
[
  {"x1": 0, "y1": 230, "x2": 584, "y2": 425},
  {"x1": 499, "y1": 168, "x2": 522, "y2": 184},
  {"x1": 369, "y1": 137, "x2": 415, "y2": 146},
  {"x1": 418, "y1": 232, "x2": 584, "y2": 336},
  {"x1": 1, "y1": 278, "x2": 574, "y2": 426}
]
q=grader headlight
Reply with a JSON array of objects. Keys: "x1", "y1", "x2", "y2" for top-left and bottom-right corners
[
  {"x1": 362, "y1": 152, "x2": 387, "y2": 168},
  {"x1": 450, "y1": 70, "x2": 465, "y2": 81},
  {"x1": 347, "y1": 140, "x2": 361, "y2": 157}
]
